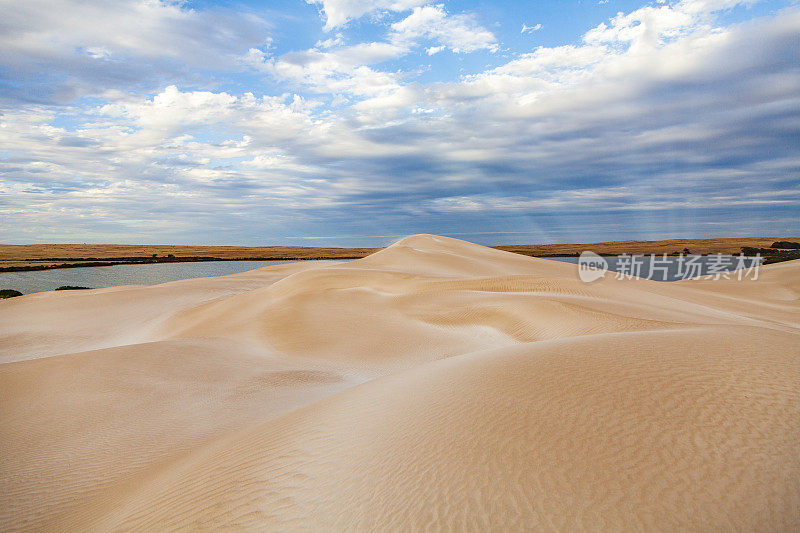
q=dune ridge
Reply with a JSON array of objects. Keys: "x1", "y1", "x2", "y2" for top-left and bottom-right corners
[{"x1": 1, "y1": 234, "x2": 798, "y2": 531}]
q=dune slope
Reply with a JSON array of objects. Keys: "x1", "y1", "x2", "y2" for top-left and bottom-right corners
[{"x1": 1, "y1": 234, "x2": 798, "y2": 531}]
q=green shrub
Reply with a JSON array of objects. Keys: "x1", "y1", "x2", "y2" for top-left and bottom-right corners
[{"x1": 54, "y1": 285, "x2": 92, "y2": 291}]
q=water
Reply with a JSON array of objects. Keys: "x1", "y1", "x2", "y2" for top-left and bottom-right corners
[
  {"x1": 549, "y1": 255, "x2": 761, "y2": 282},
  {"x1": 0, "y1": 260, "x2": 300, "y2": 295}
]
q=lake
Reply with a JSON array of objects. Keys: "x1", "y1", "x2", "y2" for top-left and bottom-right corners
[
  {"x1": 0, "y1": 255, "x2": 762, "y2": 295},
  {"x1": 0, "y1": 260, "x2": 300, "y2": 295}
]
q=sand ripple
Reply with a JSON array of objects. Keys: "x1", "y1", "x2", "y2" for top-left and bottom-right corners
[{"x1": 1, "y1": 235, "x2": 798, "y2": 531}]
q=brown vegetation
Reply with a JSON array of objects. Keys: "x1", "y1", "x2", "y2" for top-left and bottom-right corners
[
  {"x1": 497, "y1": 237, "x2": 796, "y2": 257},
  {"x1": 0, "y1": 244, "x2": 380, "y2": 271}
]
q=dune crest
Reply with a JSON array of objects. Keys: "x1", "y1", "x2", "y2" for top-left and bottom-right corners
[{"x1": 1, "y1": 235, "x2": 798, "y2": 531}]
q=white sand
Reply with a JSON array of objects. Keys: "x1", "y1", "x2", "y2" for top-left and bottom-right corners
[{"x1": 1, "y1": 235, "x2": 798, "y2": 531}]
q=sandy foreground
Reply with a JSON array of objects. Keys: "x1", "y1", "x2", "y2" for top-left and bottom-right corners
[{"x1": 0, "y1": 234, "x2": 798, "y2": 531}]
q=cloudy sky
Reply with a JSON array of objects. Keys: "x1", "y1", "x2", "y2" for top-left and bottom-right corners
[{"x1": 1, "y1": 0, "x2": 798, "y2": 246}]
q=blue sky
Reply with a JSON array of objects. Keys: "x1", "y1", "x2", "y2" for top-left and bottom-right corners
[{"x1": 0, "y1": 0, "x2": 798, "y2": 246}]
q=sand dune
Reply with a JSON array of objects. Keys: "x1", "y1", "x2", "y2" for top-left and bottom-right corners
[{"x1": 1, "y1": 235, "x2": 798, "y2": 531}]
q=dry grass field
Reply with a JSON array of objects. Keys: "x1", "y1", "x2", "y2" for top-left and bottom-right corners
[
  {"x1": 0, "y1": 244, "x2": 379, "y2": 270},
  {"x1": 496, "y1": 237, "x2": 795, "y2": 257}
]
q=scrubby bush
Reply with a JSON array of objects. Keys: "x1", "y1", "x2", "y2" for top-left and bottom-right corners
[
  {"x1": 0, "y1": 289, "x2": 22, "y2": 298},
  {"x1": 743, "y1": 247, "x2": 800, "y2": 264},
  {"x1": 771, "y1": 241, "x2": 800, "y2": 249},
  {"x1": 54, "y1": 286, "x2": 92, "y2": 291}
]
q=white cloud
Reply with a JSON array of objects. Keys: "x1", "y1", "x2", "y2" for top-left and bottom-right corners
[
  {"x1": 583, "y1": 0, "x2": 756, "y2": 53},
  {"x1": 306, "y1": 0, "x2": 424, "y2": 30},
  {"x1": 246, "y1": 44, "x2": 406, "y2": 104},
  {"x1": 133, "y1": 85, "x2": 237, "y2": 133},
  {"x1": 244, "y1": 2, "x2": 497, "y2": 113},
  {"x1": 521, "y1": 23, "x2": 542, "y2": 34},
  {"x1": 316, "y1": 33, "x2": 346, "y2": 48},
  {"x1": 251, "y1": 3, "x2": 497, "y2": 103},
  {"x1": 0, "y1": 0, "x2": 271, "y2": 63},
  {"x1": 0, "y1": 0, "x2": 272, "y2": 103},
  {"x1": 391, "y1": 4, "x2": 499, "y2": 53}
]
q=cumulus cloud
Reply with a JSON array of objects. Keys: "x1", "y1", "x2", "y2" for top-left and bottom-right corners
[
  {"x1": 245, "y1": 3, "x2": 497, "y2": 114},
  {"x1": 245, "y1": 44, "x2": 410, "y2": 117},
  {"x1": 390, "y1": 4, "x2": 498, "y2": 53}
]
